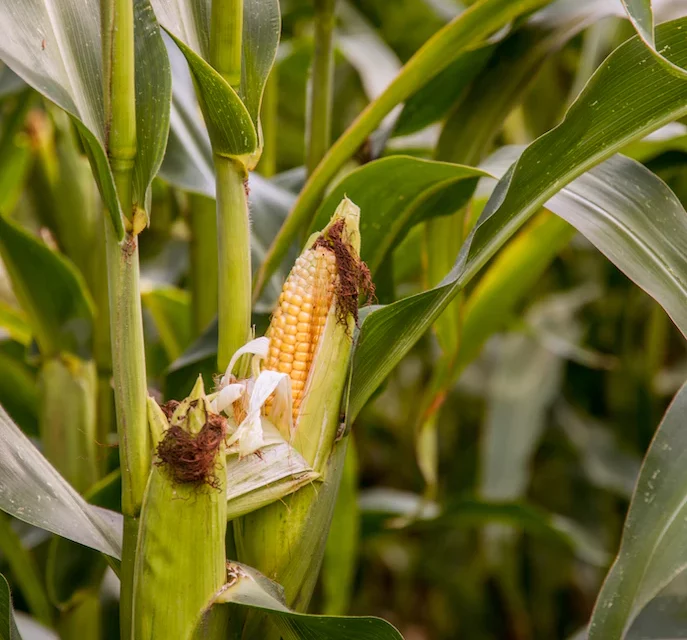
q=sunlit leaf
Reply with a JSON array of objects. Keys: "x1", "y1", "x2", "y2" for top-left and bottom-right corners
[
  {"x1": 0, "y1": 0, "x2": 171, "y2": 237},
  {"x1": 309, "y1": 157, "x2": 488, "y2": 274},
  {"x1": 589, "y1": 381, "x2": 687, "y2": 638},
  {"x1": 347, "y1": 18, "x2": 687, "y2": 421}
]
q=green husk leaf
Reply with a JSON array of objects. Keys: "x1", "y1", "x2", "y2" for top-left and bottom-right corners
[
  {"x1": 133, "y1": 378, "x2": 228, "y2": 639},
  {"x1": 192, "y1": 559, "x2": 404, "y2": 640}
]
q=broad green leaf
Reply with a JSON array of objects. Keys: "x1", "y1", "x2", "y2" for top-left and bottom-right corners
[
  {"x1": 348, "y1": 141, "x2": 687, "y2": 421},
  {"x1": 481, "y1": 144, "x2": 687, "y2": 338},
  {"x1": 348, "y1": 14, "x2": 687, "y2": 420},
  {"x1": 151, "y1": 0, "x2": 280, "y2": 162},
  {"x1": 0, "y1": 574, "x2": 22, "y2": 640},
  {"x1": 464, "y1": 18, "x2": 687, "y2": 285},
  {"x1": 589, "y1": 381, "x2": 687, "y2": 638},
  {"x1": 0, "y1": 405, "x2": 121, "y2": 559},
  {"x1": 0, "y1": 215, "x2": 94, "y2": 358},
  {"x1": 254, "y1": 0, "x2": 554, "y2": 296},
  {"x1": 309, "y1": 157, "x2": 488, "y2": 274},
  {"x1": 457, "y1": 212, "x2": 575, "y2": 371},
  {"x1": 142, "y1": 286, "x2": 192, "y2": 362},
  {"x1": 194, "y1": 561, "x2": 403, "y2": 640},
  {"x1": 164, "y1": 33, "x2": 257, "y2": 160},
  {"x1": 622, "y1": 0, "x2": 655, "y2": 47},
  {"x1": 0, "y1": 515, "x2": 51, "y2": 626},
  {"x1": 0, "y1": 0, "x2": 171, "y2": 237}
]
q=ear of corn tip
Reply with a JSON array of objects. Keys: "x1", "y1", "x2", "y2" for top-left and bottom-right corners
[
  {"x1": 134, "y1": 376, "x2": 228, "y2": 639},
  {"x1": 263, "y1": 197, "x2": 361, "y2": 431}
]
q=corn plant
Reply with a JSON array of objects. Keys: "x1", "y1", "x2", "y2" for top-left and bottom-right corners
[{"x1": 2, "y1": 0, "x2": 687, "y2": 638}]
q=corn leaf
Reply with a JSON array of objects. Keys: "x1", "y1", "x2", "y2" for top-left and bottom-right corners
[
  {"x1": 0, "y1": 216, "x2": 94, "y2": 358},
  {"x1": 0, "y1": 405, "x2": 121, "y2": 559},
  {"x1": 0, "y1": 0, "x2": 171, "y2": 237},
  {"x1": 254, "y1": 0, "x2": 554, "y2": 296},
  {"x1": 151, "y1": 0, "x2": 279, "y2": 161},
  {"x1": 194, "y1": 561, "x2": 404, "y2": 640},
  {"x1": 0, "y1": 574, "x2": 22, "y2": 640},
  {"x1": 308, "y1": 157, "x2": 488, "y2": 274},
  {"x1": 589, "y1": 381, "x2": 687, "y2": 638},
  {"x1": 347, "y1": 20, "x2": 687, "y2": 422}
]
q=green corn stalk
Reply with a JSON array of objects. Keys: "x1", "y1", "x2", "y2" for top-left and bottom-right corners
[
  {"x1": 133, "y1": 377, "x2": 229, "y2": 639},
  {"x1": 234, "y1": 199, "x2": 365, "y2": 623}
]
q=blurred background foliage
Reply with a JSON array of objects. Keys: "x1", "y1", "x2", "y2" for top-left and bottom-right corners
[{"x1": 1, "y1": 1, "x2": 687, "y2": 638}]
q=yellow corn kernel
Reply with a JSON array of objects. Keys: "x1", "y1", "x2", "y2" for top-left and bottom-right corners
[{"x1": 264, "y1": 246, "x2": 337, "y2": 419}]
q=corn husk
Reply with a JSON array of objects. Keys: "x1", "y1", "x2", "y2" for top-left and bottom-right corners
[
  {"x1": 132, "y1": 377, "x2": 229, "y2": 640},
  {"x1": 234, "y1": 199, "x2": 363, "y2": 619}
]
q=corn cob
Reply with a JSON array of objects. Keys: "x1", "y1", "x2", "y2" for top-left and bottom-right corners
[
  {"x1": 264, "y1": 246, "x2": 337, "y2": 420},
  {"x1": 235, "y1": 198, "x2": 369, "y2": 624}
]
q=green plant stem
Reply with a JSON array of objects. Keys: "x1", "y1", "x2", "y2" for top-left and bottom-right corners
[
  {"x1": 215, "y1": 157, "x2": 251, "y2": 371},
  {"x1": 102, "y1": 2, "x2": 147, "y2": 637},
  {"x1": 189, "y1": 194, "x2": 219, "y2": 337},
  {"x1": 209, "y1": 0, "x2": 251, "y2": 372},
  {"x1": 210, "y1": 0, "x2": 244, "y2": 88},
  {"x1": 306, "y1": 0, "x2": 336, "y2": 176},
  {"x1": 253, "y1": 0, "x2": 550, "y2": 298},
  {"x1": 103, "y1": 216, "x2": 149, "y2": 515}
]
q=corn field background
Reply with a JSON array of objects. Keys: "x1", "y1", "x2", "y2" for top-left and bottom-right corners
[{"x1": 3, "y1": 0, "x2": 687, "y2": 638}]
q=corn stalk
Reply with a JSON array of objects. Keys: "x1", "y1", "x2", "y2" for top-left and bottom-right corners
[
  {"x1": 101, "y1": 0, "x2": 150, "y2": 634},
  {"x1": 210, "y1": 0, "x2": 252, "y2": 372}
]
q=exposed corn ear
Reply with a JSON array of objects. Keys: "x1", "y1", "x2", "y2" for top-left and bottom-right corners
[
  {"x1": 132, "y1": 377, "x2": 229, "y2": 640},
  {"x1": 263, "y1": 196, "x2": 365, "y2": 468},
  {"x1": 235, "y1": 198, "x2": 370, "y2": 618}
]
